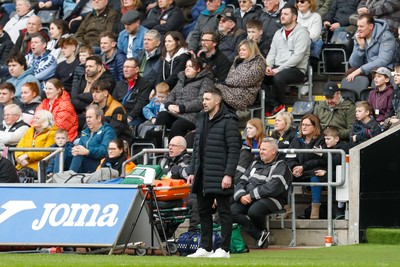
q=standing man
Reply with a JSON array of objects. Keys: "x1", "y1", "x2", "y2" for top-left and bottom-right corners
[
  {"x1": 187, "y1": 87, "x2": 241, "y2": 258},
  {"x1": 117, "y1": 10, "x2": 149, "y2": 59},
  {"x1": 264, "y1": 4, "x2": 310, "y2": 118}
]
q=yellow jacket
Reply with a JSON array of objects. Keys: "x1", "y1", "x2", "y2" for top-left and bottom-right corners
[{"x1": 15, "y1": 125, "x2": 57, "y2": 171}]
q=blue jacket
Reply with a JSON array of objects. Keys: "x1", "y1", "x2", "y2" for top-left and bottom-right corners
[
  {"x1": 117, "y1": 25, "x2": 148, "y2": 59},
  {"x1": 25, "y1": 50, "x2": 57, "y2": 84},
  {"x1": 142, "y1": 98, "x2": 162, "y2": 120},
  {"x1": 101, "y1": 49, "x2": 126, "y2": 82},
  {"x1": 38, "y1": 0, "x2": 63, "y2": 8},
  {"x1": 46, "y1": 142, "x2": 73, "y2": 174},
  {"x1": 7, "y1": 68, "x2": 40, "y2": 99},
  {"x1": 71, "y1": 123, "x2": 117, "y2": 173},
  {"x1": 349, "y1": 19, "x2": 399, "y2": 74}
]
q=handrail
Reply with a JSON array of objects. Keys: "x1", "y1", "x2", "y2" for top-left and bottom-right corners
[
  {"x1": 0, "y1": 147, "x2": 64, "y2": 183},
  {"x1": 124, "y1": 147, "x2": 347, "y2": 247}
]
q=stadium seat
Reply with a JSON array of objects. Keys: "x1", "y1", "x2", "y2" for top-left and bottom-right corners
[
  {"x1": 288, "y1": 64, "x2": 313, "y2": 102},
  {"x1": 340, "y1": 76, "x2": 370, "y2": 101},
  {"x1": 339, "y1": 88, "x2": 358, "y2": 103},
  {"x1": 246, "y1": 89, "x2": 265, "y2": 124}
]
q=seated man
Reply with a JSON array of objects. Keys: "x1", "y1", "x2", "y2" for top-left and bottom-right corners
[
  {"x1": 216, "y1": 9, "x2": 246, "y2": 62},
  {"x1": 347, "y1": 14, "x2": 399, "y2": 82},
  {"x1": 91, "y1": 80, "x2": 132, "y2": 145},
  {"x1": 313, "y1": 82, "x2": 356, "y2": 140},
  {"x1": 75, "y1": 0, "x2": 118, "y2": 50},
  {"x1": 100, "y1": 31, "x2": 126, "y2": 82},
  {"x1": 0, "y1": 104, "x2": 29, "y2": 147},
  {"x1": 4, "y1": 0, "x2": 35, "y2": 44},
  {"x1": 10, "y1": 15, "x2": 50, "y2": 56},
  {"x1": 25, "y1": 33, "x2": 57, "y2": 89},
  {"x1": 0, "y1": 83, "x2": 22, "y2": 119},
  {"x1": 6, "y1": 54, "x2": 40, "y2": 99},
  {"x1": 264, "y1": 5, "x2": 310, "y2": 118},
  {"x1": 160, "y1": 136, "x2": 191, "y2": 180},
  {"x1": 141, "y1": 0, "x2": 184, "y2": 36},
  {"x1": 70, "y1": 105, "x2": 117, "y2": 173},
  {"x1": 231, "y1": 137, "x2": 292, "y2": 248}
]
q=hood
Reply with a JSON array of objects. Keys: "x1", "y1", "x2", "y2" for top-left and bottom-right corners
[
  {"x1": 372, "y1": 19, "x2": 389, "y2": 41},
  {"x1": 18, "y1": 68, "x2": 35, "y2": 80},
  {"x1": 265, "y1": 0, "x2": 285, "y2": 16},
  {"x1": 201, "y1": 3, "x2": 225, "y2": 16},
  {"x1": 165, "y1": 47, "x2": 188, "y2": 61}
]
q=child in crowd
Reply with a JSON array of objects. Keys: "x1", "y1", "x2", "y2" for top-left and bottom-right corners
[
  {"x1": 383, "y1": 65, "x2": 400, "y2": 130},
  {"x1": 349, "y1": 101, "x2": 381, "y2": 148},
  {"x1": 368, "y1": 67, "x2": 394, "y2": 125},
  {"x1": 142, "y1": 82, "x2": 170, "y2": 124},
  {"x1": 246, "y1": 19, "x2": 269, "y2": 57},
  {"x1": 244, "y1": 117, "x2": 267, "y2": 149},
  {"x1": 315, "y1": 126, "x2": 349, "y2": 217},
  {"x1": 71, "y1": 45, "x2": 94, "y2": 91},
  {"x1": 46, "y1": 129, "x2": 73, "y2": 176}
]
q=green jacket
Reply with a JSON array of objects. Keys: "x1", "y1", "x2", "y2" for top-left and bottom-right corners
[{"x1": 313, "y1": 99, "x2": 356, "y2": 140}]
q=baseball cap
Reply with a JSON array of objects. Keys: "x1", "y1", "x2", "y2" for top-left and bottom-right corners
[
  {"x1": 371, "y1": 67, "x2": 391, "y2": 78},
  {"x1": 323, "y1": 82, "x2": 340, "y2": 98},
  {"x1": 217, "y1": 9, "x2": 236, "y2": 24}
]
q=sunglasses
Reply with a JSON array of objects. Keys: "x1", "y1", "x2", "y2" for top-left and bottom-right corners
[{"x1": 297, "y1": 0, "x2": 307, "y2": 3}]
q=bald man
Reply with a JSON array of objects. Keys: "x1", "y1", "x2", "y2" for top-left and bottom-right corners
[{"x1": 160, "y1": 135, "x2": 191, "y2": 180}]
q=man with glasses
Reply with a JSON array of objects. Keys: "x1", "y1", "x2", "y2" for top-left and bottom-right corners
[
  {"x1": 160, "y1": 136, "x2": 191, "y2": 180},
  {"x1": 231, "y1": 137, "x2": 292, "y2": 248},
  {"x1": 233, "y1": 0, "x2": 262, "y2": 31},
  {"x1": 188, "y1": 0, "x2": 226, "y2": 54},
  {"x1": 113, "y1": 58, "x2": 152, "y2": 129},
  {"x1": 197, "y1": 31, "x2": 231, "y2": 82},
  {"x1": 313, "y1": 81, "x2": 356, "y2": 140},
  {"x1": 0, "y1": 104, "x2": 29, "y2": 147}
]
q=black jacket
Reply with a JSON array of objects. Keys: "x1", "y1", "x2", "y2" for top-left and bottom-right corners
[
  {"x1": 234, "y1": 4, "x2": 262, "y2": 30},
  {"x1": 137, "y1": 46, "x2": 162, "y2": 89},
  {"x1": 234, "y1": 156, "x2": 292, "y2": 207},
  {"x1": 286, "y1": 133, "x2": 327, "y2": 181},
  {"x1": 0, "y1": 156, "x2": 19, "y2": 183},
  {"x1": 187, "y1": 103, "x2": 241, "y2": 195},
  {"x1": 157, "y1": 52, "x2": 190, "y2": 88},
  {"x1": 113, "y1": 75, "x2": 152, "y2": 120},
  {"x1": 271, "y1": 127, "x2": 297, "y2": 160},
  {"x1": 71, "y1": 70, "x2": 115, "y2": 114},
  {"x1": 0, "y1": 31, "x2": 13, "y2": 65},
  {"x1": 218, "y1": 27, "x2": 247, "y2": 62},
  {"x1": 160, "y1": 149, "x2": 191, "y2": 180},
  {"x1": 141, "y1": 2, "x2": 185, "y2": 35},
  {"x1": 199, "y1": 48, "x2": 231, "y2": 83}
]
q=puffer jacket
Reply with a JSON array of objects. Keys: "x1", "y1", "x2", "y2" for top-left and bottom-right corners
[
  {"x1": 349, "y1": 19, "x2": 398, "y2": 74},
  {"x1": 259, "y1": 0, "x2": 284, "y2": 51},
  {"x1": 15, "y1": 125, "x2": 57, "y2": 171},
  {"x1": 313, "y1": 98, "x2": 356, "y2": 140},
  {"x1": 36, "y1": 90, "x2": 78, "y2": 142},
  {"x1": 165, "y1": 69, "x2": 214, "y2": 124},
  {"x1": 234, "y1": 4, "x2": 262, "y2": 30},
  {"x1": 101, "y1": 49, "x2": 126, "y2": 82},
  {"x1": 141, "y1": 2, "x2": 184, "y2": 35},
  {"x1": 217, "y1": 54, "x2": 266, "y2": 111},
  {"x1": 187, "y1": 103, "x2": 242, "y2": 195},
  {"x1": 358, "y1": 0, "x2": 400, "y2": 36},
  {"x1": 349, "y1": 119, "x2": 381, "y2": 147},
  {"x1": 234, "y1": 157, "x2": 292, "y2": 208},
  {"x1": 160, "y1": 150, "x2": 191, "y2": 180}
]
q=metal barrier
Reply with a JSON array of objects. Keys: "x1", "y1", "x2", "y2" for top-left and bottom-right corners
[
  {"x1": 123, "y1": 147, "x2": 347, "y2": 247},
  {"x1": 0, "y1": 147, "x2": 65, "y2": 183}
]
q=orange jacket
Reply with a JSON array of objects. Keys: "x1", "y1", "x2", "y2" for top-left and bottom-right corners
[{"x1": 36, "y1": 90, "x2": 78, "y2": 142}]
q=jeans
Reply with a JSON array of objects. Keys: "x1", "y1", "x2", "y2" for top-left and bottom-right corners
[{"x1": 310, "y1": 176, "x2": 322, "y2": 203}]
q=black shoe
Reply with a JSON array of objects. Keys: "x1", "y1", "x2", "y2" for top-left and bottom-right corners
[{"x1": 257, "y1": 230, "x2": 270, "y2": 248}]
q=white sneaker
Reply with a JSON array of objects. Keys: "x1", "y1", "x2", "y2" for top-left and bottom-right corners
[
  {"x1": 187, "y1": 248, "x2": 214, "y2": 258},
  {"x1": 208, "y1": 248, "x2": 230, "y2": 258}
]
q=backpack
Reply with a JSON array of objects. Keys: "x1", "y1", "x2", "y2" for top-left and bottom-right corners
[
  {"x1": 176, "y1": 230, "x2": 222, "y2": 256},
  {"x1": 214, "y1": 223, "x2": 249, "y2": 253}
]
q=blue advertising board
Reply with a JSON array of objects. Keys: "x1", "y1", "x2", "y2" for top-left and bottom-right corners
[{"x1": 0, "y1": 184, "x2": 155, "y2": 247}]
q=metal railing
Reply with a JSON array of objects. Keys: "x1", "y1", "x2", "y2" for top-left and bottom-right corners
[
  {"x1": 0, "y1": 147, "x2": 64, "y2": 183},
  {"x1": 123, "y1": 147, "x2": 347, "y2": 247}
]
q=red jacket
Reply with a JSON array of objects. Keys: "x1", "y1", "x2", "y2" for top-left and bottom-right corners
[{"x1": 36, "y1": 90, "x2": 78, "y2": 141}]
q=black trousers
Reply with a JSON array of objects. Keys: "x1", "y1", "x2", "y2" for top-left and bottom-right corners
[
  {"x1": 263, "y1": 67, "x2": 305, "y2": 108},
  {"x1": 155, "y1": 111, "x2": 195, "y2": 141},
  {"x1": 231, "y1": 198, "x2": 280, "y2": 240},
  {"x1": 197, "y1": 192, "x2": 232, "y2": 252}
]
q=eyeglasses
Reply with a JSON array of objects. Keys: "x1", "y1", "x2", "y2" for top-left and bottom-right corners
[
  {"x1": 169, "y1": 144, "x2": 182, "y2": 148},
  {"x1": 205, "y1": 0, "x2": 217, "y2": 3},
  {"x1": 201, "y1": 39, "x2": 213, "y2": 42},
  {"x1": 296, "y1": 0, "x2": 307, "y2": 3},
  {"x1": 238, "y1": 0, "x2": 248, "y2": 3}
]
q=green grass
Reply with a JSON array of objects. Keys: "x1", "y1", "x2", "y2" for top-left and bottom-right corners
[
  {"x1": 366, "y1": 228, "x2": 400, "y2": 245},
  {"x1": 0, "y1": 244, "x2": 400, "y2": 267}
]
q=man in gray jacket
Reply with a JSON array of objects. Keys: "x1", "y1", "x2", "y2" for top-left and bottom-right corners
[
  {"x1": 347, "y1": 14, "x2": 399, "y2": 82},
  {"x1": 264, "y1": 4, "x2": 310, "y2": 118}
]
